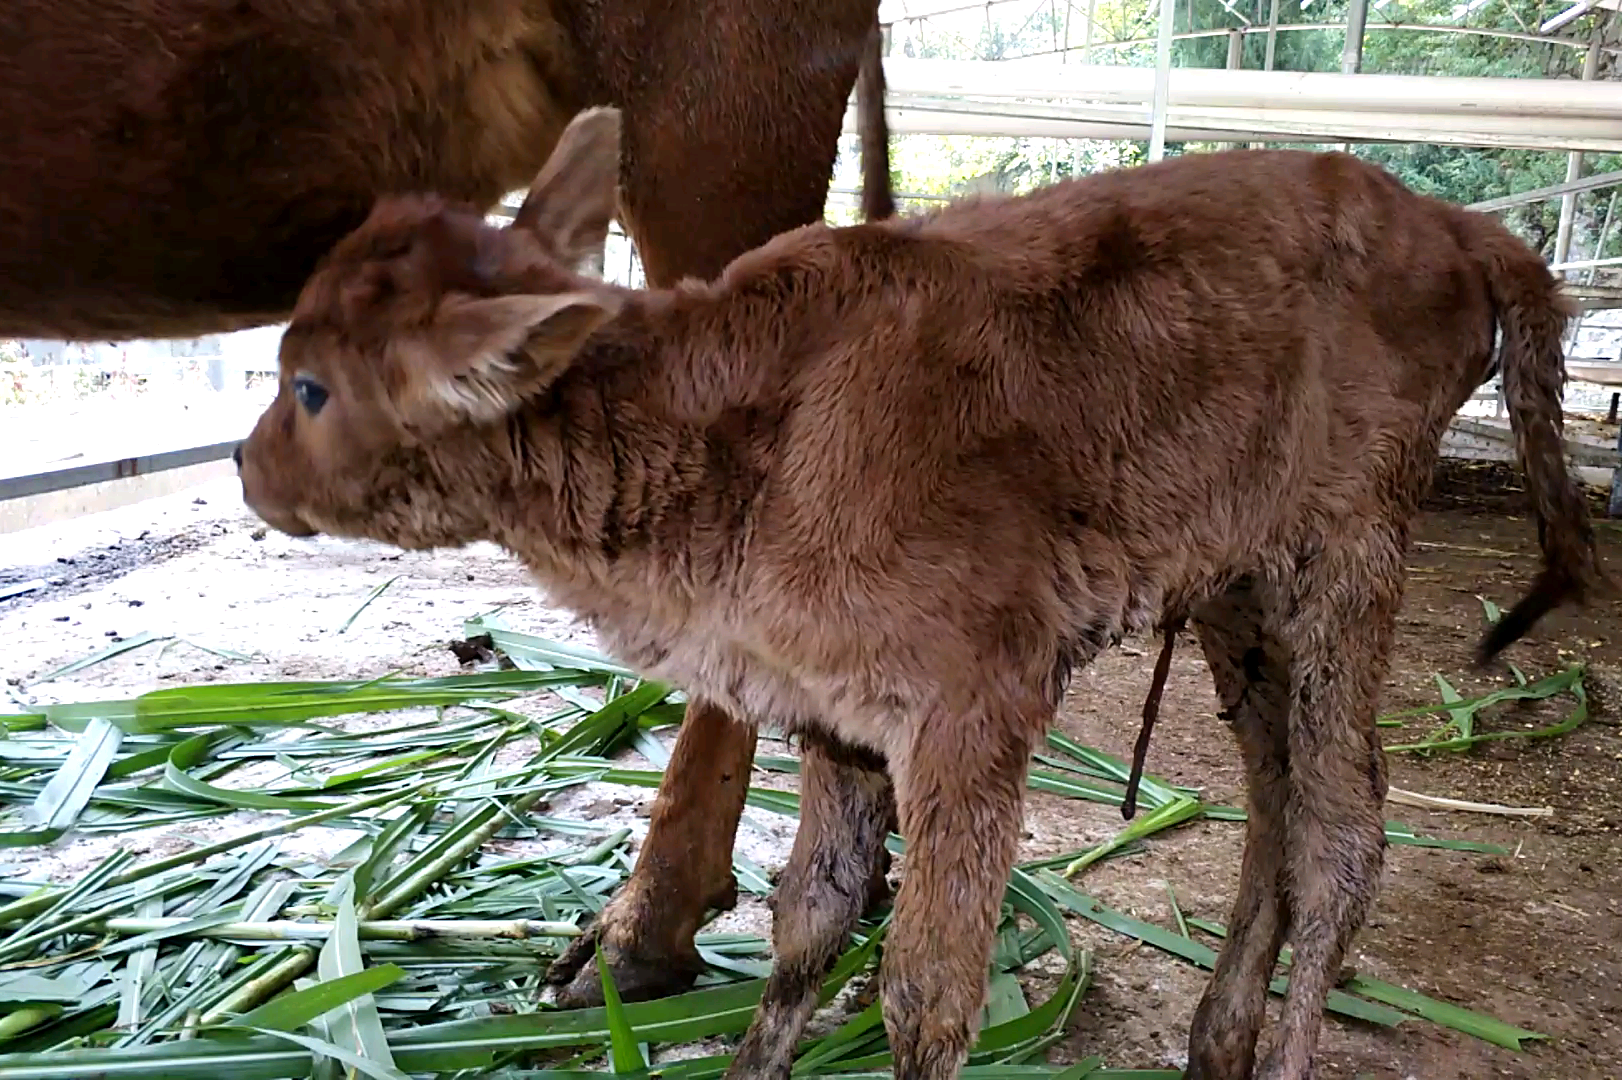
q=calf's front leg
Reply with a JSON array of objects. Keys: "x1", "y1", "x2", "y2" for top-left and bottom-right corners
[
  {"x1": 724, "y1": 732, "x2": 896, "y2": 1080},
  {"x1": 881, "y1": 698, "x2": 1039, "y2": 1080},
  {"x1": 547, "y1": 697, "x2": 756, "y2": 1005}
]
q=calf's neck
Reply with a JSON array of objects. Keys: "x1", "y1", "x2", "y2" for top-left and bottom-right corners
[{"x1": 237, "y1": 107, "x2": 1599, "y2": 1080}]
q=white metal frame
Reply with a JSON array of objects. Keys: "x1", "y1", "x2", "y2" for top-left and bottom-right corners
[
  {"x1": 842, "y1": 58, "x2": 1622, "y2": 151},
  {"x1": 9, "y1": 1, "x2": 1622, "y2": 508}
]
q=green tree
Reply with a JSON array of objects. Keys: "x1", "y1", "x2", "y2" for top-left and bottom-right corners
[
  {"x1": 889, "y1": 4, "x2": 1146, "y2": 198},
  {"x1": 882, "y1": 0, "x2": 1619, "y2": 259}
]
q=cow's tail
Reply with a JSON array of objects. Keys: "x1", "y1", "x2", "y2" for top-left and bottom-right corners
[{"x1": 856, "y1": 15, "x2": 895, "y2": 223}]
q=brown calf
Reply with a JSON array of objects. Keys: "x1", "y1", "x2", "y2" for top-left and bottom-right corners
[
  {"x1": 4, "y1": 0, "x2": 890, "y2": 1005},
  {"x1": 236, "y1": 108, "x2": 1598, "y2": 1080}
]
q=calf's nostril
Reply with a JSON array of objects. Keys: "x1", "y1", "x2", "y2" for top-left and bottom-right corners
[{"x1": 232, "y1": 442, "x2": 243, "y2": 468}]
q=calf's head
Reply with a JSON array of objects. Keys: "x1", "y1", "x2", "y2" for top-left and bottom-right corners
[{"x1": 236, "y1": 107, "x2": 628, "y2": 546}]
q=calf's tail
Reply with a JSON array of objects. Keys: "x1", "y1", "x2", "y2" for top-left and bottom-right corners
[{"x1": 1472, "y1": 218, "x2": 1605, "y2": 664}]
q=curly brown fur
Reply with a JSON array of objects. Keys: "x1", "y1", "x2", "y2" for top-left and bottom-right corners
[{"x1": 238, "y1": 109, "x2": 1592, "y2": 1080}]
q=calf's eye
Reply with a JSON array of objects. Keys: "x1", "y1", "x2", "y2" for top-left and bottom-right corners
[{"x1": 293, "y1": 374, "x2": 329, "y2": 415}]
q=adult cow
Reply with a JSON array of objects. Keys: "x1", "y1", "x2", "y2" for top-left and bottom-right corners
[{"x1": 1, "y1": 0, "x2": 893, "y2": 1005}]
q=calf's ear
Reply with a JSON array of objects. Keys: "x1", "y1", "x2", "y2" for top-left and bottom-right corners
[
  {"x1": 396, "y1": 288, "x2": 622, "y2": 424},
  {"x1": 512, "y1": 107, "x2": 622, "y2": 267}
]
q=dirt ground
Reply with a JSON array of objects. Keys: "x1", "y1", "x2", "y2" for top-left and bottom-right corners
[
  {"x1": 1, "y1": 466, "x2": 1620, "y2": 1078},
  {"x1": 1047, "y1": 465, "x2": 1622, "y2": 1079}
]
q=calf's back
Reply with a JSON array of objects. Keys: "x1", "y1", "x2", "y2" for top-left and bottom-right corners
[
  {"x1": 243, "y1": 136, "x2": 1581, "y2": 718},
  {"x1": 700, "y1": 150, "x2": 1504, "y2": 667}
]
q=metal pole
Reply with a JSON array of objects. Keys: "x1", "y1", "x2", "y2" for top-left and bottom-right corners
[
  {"x1": 1587, "y1": 190, "x2": 1618, "y2": 286},
  {"x1": 1061, "y1": 0, "x2": 1072, "y2": 63},
  {"x1": 1554, "y1": 37, "x2": 1603, "y2": 276},
  {"x1": 1340, "y1": 0, "x2": 1370, "y2": 74},
  {"x1": 1148, "y1": 0, "x2": 1177, "y2": 161},
  {"x1": 1223, "y1": 30, "x2": 1244, "y2": 152},
  {"x1": 1264, "y1": 0, "x2": 1281, "y2": 70},
  {"x1": 1226, "y1": 27, "x2": 1244, "y2": 69},
  {"x1": 1252, "y1": 0, "x2": 1282, "y2": 149},
  {"x1": 1610, "y1": 421, "x2": 1622, "y2": 518},
  {"x1": 1336, "y1": 0, "x2": 1372, "y2": 153},
  {"x1": 1468, "y1": 169, "x2": 1622, "y2": 214},
  {"x1": 1564, "y1": 189, "x2": 1617, "y2": 353},
  {"x1": 1083, "y1": 0, "x2": 1097, "y2": 63}
]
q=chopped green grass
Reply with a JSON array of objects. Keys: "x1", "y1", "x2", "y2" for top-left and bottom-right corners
[{"x1": 0, "y1": 625, "x2": 1567, "y2": 1076}]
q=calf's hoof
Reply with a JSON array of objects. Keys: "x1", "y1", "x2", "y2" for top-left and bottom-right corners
[
  {"x1": 1184, "y1": 995, "x2": 1263, "y2": 1080},
  {"x1": 544, "y1": 878, "x2": 740, "y2": 1007},
  {"x1": 545, "y1": 922, "x2": 708, "y2": 1007},
  {"x1": 891, "y1": 1037, "x2": 971, "y2": 1080},
  {"x1": 1185, "y1": 1059, "x2": 1251, "y2": 1080},
  {"x1": 1255, "y1": 1049, "x2": 1317, "y2": 1080}
]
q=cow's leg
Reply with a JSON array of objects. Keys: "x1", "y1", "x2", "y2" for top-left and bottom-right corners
[
  {"x1": 546, "y1": 698, "x2": 754, "y2": 1004},
  {"x1": 1258, "y1": 534, "x2": 1401, "y2": 1080},
  {"x1": 1186, "y1": 577, "x2": 1293, "y2": 1080},
  {"x1": 607, "y1": 4, "x2": 878, "y2": 288},
  {"x1": 881, "y1": 695, "x2": 1039, "y2": 1080},
  {"x1": 723, "y1": 733, "x2": 896, "y2": 1080},
  {"x1": 547, "y1": 5, "x2": 882, "y2": 1006}
]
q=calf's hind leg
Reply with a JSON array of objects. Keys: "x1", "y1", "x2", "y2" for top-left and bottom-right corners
[
  {"x1": 723, "y1": 733, "x2": 896, "y2": 1080},
  {"x1": 1259, "y1": 536, "x2": 1401, "y2": 1080},
  {"x1": 1186, "y1": 577, "x2": 1294, "y2": 1080}
]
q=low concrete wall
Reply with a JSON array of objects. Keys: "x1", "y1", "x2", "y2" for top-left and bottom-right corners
[{"x1": 0, "y1": 458, "x2": 237, "y2": 535}]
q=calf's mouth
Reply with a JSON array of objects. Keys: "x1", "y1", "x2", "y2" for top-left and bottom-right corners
[{"x1": 234, "y1": 443, "x2": 320, "y2": 540}]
